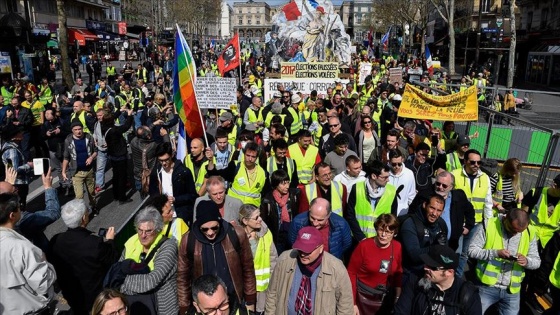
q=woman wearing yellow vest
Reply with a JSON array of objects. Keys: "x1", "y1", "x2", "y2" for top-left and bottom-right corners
[
  {"x1": 148, "y1": 194, "x2": 189, "y2": 247},
  {"x1": 238, "y1": 204, "x2": 278, "y2": 315},
  {"x1": 120, "y1": 207, "x2": 179, "y2": 314},
  {"x1": 490, "y1": 158, "x2": 523, "y2": 215}
]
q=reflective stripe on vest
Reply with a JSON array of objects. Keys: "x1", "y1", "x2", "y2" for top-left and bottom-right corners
[
  {"x1": 305, "y1": 182, "x2": 343, "y2": 216},
  {"x1": 453, "y1": 169, "x2": 489, "y2": 223},
  {"x1": 288, "y1": 143, "x2": 318, "y2": 184},
  {"x1": 288, "y1": 106, "x2": 302, "y2": 136},
  {"x1": 550, "y1": 252, "x2": 560, "y2": 289},
  {"x1": 184, "y1": 155, "x2": 209, "y2": 192},
  {"x1": 530, "y1": 187, "x2": 560, "y2": 247},
  {"x1": 266, "y1": 156, "x2": 294, "y2": 181},
  {"x1": 445, "y1": 152, "x2": 461, "y2": 172},
  {"x1": 475, "y1": 217, "x2": 531, "y2": 293},
  {"x1": 228, "y1": 163, "x2": 266, "y2": 207},
  {"x1": 254, "y1": 230, "x2": 273, "y2": 291},
  {"x1": 354, "y1": 181, "x2": 396, "y2": 238},
  {"x1": 123, "y1": 232, "x2": 164, "y2": 271}
]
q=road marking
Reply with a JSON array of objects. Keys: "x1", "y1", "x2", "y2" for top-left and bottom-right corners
[{"x1": 27, "y1": 177, "x2": 59, "y2": 203}]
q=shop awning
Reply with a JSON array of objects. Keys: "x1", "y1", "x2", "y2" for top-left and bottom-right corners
[
  {"x1": 95, "y1": 30, "x2": 121, "y2": 41},
  {"x1": 68, "y1": 28, "x2": 98, "y2": 46}
]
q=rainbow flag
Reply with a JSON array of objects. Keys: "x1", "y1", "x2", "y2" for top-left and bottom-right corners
[{"x1": 174, "y1": 25, "x2": 204, "y2": 141}]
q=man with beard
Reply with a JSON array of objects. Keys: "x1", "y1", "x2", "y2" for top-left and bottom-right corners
[{"x1": 395, "y1": 245, "x2": 481, "y2": 315}]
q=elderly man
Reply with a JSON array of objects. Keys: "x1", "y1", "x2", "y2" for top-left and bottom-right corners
[
  {"x1": 243, "y1": 96, "x2": 264, "y2": 134},
  {"x1": 178, "y1": 200, "x2": 256, "y2": 314},
  {"x1": 289, "y1": 198, "x2": 352, "y2": 260},
  {"x1": 193, "y1": 176, "x2": 242, "y2": 224},
  {"x1": 49, "y1": 199, "x2": 119, "y2": 315},
  {"x1": 468, "y1": 208, "x2": 541, "y2": 315},
  {"x1": 265, "y1": 226, "x2": 354, "y2": 314},
  {"x1": 318, "y1": 116, "x2": 357, "y2": 158},
  {"x1": 0, "y1": 191, "x2": 57, "y2": 314},
  {"x1": 62, "y1": 121, "x2": 98, "y2": 214}
]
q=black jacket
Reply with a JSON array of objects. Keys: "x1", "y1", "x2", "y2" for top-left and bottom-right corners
[
  {"x1": 101, "y1": 114, "x2": 133, "y2": 158},
  {"x1": 395, "y1": 276, "x2": 482, "y2": 315},
  {"x1": 534, "y1": 231, "x2": 560, "y2": 291},
  {"x1": 260, "y1": 189, "x2": 300, "y2": 250},
  {"x1": 405, "y1": 153, "x2": 447, "y2": 194},
  {"x1": 149, "y1": 159, "x2": 197, "y2": 225},
  {"x1": 409, "y1": 187, "x2": 475, "y2": 250},
  {"x1": 49, "y1": 227, "x2": 119, "y2": 315}
]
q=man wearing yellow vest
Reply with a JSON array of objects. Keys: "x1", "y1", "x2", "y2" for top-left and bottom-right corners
[
  {"x1": 106, "y1": 62, "x2": 116, "y2": 86},
  {"x1": 286, "y1": 94, "x2": 302, "y2": 140},
  {"x1": 287, "y1": 130, "x2": 320, "y2": 185},
  {"x1": 468, "y1": 208, "x2": 540, "y2": 315},
  {"x1": 243, "y1": 96, "x2": 264, "y2": 134},
  {"x1": 523, "y1": 174, "x2": 560, "y2": 248},
  {"x1": 184, "y1": 138, "x2": 209, "y2": 196},
  {"x1": 445, "y1": 134, "x2": 470, "y2": 172},
  {"x1": 37, "y1": 78, "x2": 53, "y2": 107},
  {"x1": 298, "y1": 162, "x2": 347, "y2": 217},
  {"x1": 0, "y1": 78, "x2": 13, "y2": 105},
  {"x1": 267, "y1": 139, "x2": 298, "y2": 188},
  {"x1": 70, "y1": 100, "x2": 95, "y2": 134},
  {"x1": 206, "y1": 141, "x2": 270, "y2": 207},
  {"x1": 345, "y1": 160, "x2": 397, "y2": 242}
]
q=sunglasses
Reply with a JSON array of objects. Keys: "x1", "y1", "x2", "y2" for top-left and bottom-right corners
[
  {"x1": 426, "y1": 265, "x2": 446, "y2": 271},
  {"x1": 329, "y1": 124, "x2": 340, "y2": 128},
  {"x1": 435, "y1": 181, "x2": 449, "y2": 189},
  {"x1": 200, "y1": 225, "x2": 219, "y2": 233},
  {"x1": 391, "y1": 162, "x2": 403, "y2": 167},
  {"x1": 469, "y1": 160, "x2": 482, "y2": 166},
  {"x1": 363, "y1": 121, "x2": 372, "y2": 124},
  {"x1": 418, "y1": 152, "x2": 429, "y2": 157}
]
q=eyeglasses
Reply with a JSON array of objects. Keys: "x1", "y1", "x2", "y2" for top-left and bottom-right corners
[
  {"x1": 329, "y1": 124, "x2": 340, "y2": 128},
  {"x1": 376, "y1": 228, "x2": 395, "y2": 236},
  {"x1": 200, "y1": 300, "x2": 230, "y2": 315},
  {"x1": 435, "y1": 181, "x2": 449, "y2": 189},
  {"x1": 137, "y1": 228, "x2": 155, "y2": 236},
  {"x1": 391, "y1": 162, "x2": 403, "y2": 167},
  {"x1": 158, "y1": 156, "x2": 171, "y2": 163},
  {"x1": 248, "y1": 215, "x2": 261, "y2": 221},
  {"x1": 320, "y1": 173, "x2": 333, "y2": 179},
  {"x1": 200, "y1": 225, "x2": 220, "y2": 233},
  {"x1": 103, "y1": 306, "x2": 128, "y2": 315},
  {"x1": 469, "y1": 160, "x2": 482, "y2": 165}
]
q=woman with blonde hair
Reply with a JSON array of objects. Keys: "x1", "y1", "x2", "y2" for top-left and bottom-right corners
[
  {"x1": 91, "y1": 289, "x2": 128, "y2": 315},
  {"x1": 491, "y1": 157, "x2": 523, "y2": 213},
  {"x1": 238, "y1": 204, "x2": 278, "y2": 315}
]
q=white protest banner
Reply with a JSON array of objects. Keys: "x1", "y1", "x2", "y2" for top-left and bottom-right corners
[
  {"x1": 195, "y1": 77, "x2": 237, "y2": 109},
  {"x1": 358, "y1": 63, "x2": 372, "y2": 85},
  {"x1": 264, "y1": 79, "x2": 349, "y2": 101},
  {"x1": 389, "y1": 67, "x2": 403, "y2": 86},
  {"x1": 0, "y1": 52, "x2": 13, "y2": 79}
]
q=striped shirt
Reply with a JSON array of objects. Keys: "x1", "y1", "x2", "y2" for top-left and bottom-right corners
[{"x1": 490, "y1": 173, "x2": 516, "y2": 203}]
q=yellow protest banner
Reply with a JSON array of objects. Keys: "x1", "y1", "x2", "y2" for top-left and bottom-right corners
[
  {"x1": 399, "y1": 84, "x2": 479, "y2": 121},
  {"x1": 280, "y1": 62, "x2": 339, "y2": 79}
]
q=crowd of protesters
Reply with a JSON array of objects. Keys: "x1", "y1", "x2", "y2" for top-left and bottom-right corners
[{"x1": 0, "y1": 43, "x2": 558, "y2": 315}]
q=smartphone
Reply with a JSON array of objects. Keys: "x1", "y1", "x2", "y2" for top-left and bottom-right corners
[
  {"x1": 506, "y1": 255, "x2": 518, "y2": 261},
  {"x1": 431, "y1": 134, "x2": 439, "y2": 146},
  {"x1": 98, "y1": 228, "x2": 107, "y2": 238},
  {"x1": 33, "y1": 158, "x2": 50, "y2": 176}
]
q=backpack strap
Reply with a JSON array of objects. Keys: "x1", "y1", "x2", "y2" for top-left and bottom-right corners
[
  {"x1": 144, "y1": 236, "x2": 168, "y2": 265},
  {"x1": 226, "y1": 224, "x2": 241, "y2": 253}
]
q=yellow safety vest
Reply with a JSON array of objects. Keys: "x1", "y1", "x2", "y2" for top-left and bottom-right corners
[
  {"x1": 266, "y1": 156, "x2": 295, "y2": 181},
  {"x1": 161, "y1": 218, "x2": 189, "y2": 247},
  {"x1": 247, "y1": 107, "x2": 263, "y2": 133},
  {"x1": 354, "y1": 181, "x2": 396, "y2": 238},
  {"x1": 184, "y1": 155, "x2": 209, "y2": 192},
  {"x1": 227, "y1": 124, "x2": 238, "y2": 147},
  {"x1": 1, "y1": 86, "x2": 13, "y2": 105},
  {"x1": 21, "y1": 100, "x2": 45, "y2": 127},
  {"x1": 123, "y1": 232, "x2": 164, "y2": 271},
  {"x1": 264, "y1": 112, "x2": 286, "y2": 128},
  {"x1": 445, "y1": 151, "x2": 462, "y2": 172},
  {"x1": 550, "y1": 251, "x2": 560, "y2": 289},
  {"x1": 136, "y1": 68, "x2": 148, "y2": 81},
  {"x1": 94, "y1": 99, "x2": 105, "y2": 112},
  {"x1": 254, "y1": 230, "x2": 273, "y2": 291},
  {"x1": 305, "y1": 182, "x2": 343, "y2": 216},
  {"x1": 39, "y1": 84, "x2": 53, "y2": 106},
  {"x1": 358, "y1": 85, "x2": 374, "y2": 110},
  {"x1": 228, "y1": 163, "x2": 266, "y2": 207},
  {"x1": 71, "y1": 111, "x2": 91, "y2": 134},
  {"x1": 287, "y1": 143, "x2": 318, "y2": 185},
  {"x1": 530, "y1": 188, "x2": 560, "y2": 247},
  {"x1": 453, "y1": 169, "x2": 490, "y2": 223},
  {"x1": 287, "y1": 106, "x2": 302, "y2": 136},
  {"x1": 107, "y1": 66, "x2": 116, "y2": 76},
  {"x1": 476, "y1": 217, "x2": 532, "y2": 294}
]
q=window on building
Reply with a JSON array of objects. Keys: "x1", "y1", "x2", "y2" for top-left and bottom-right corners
[
  {"x1": 481, "y1": 0, "x2": 490, "y2": 13},
  {"x1": 239, "y1": 19, "x2": 243, "y2": 24},
  {"x1": 357, "y1": 15, "x2": 362, "y2": 24},
  {"x1": 248, "y1": 19, "x2": 252, "y2": 25},
  {"x1": 256, "y1": 19, "x2": 260, "y2": 24}
]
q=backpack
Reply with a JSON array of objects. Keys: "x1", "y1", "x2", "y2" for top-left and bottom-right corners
[
  {"x1": 396, "y1": 213, "x2": 448, "y2": 246},
  {"x1": 186, "y1": 223, "x2": 241, "y2": 262}
]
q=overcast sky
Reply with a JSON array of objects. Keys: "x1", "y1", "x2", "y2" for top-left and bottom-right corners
[{"x1": 228, "y1": 0, "x2": 344, "y2": 8}]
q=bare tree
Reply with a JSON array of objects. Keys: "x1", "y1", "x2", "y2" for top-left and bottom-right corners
[
  {"x1": 56, "y1": 0, "x2": 73, "y2": 87},
  {"x1": 169, "y1": 0, "x2": 221, "y2": 41},
  {"x1": 507, "y1": 0, "x2": 516, "y2": 88},
  {"x1": 428, "y1": 0, "x2": 456, "y2": 75}
]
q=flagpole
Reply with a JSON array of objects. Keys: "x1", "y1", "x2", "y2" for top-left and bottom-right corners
[
  {"x1": 237, "y1": 33, "x2": 243, "y2": 85},
  {"x1": 176, "y1": 24, "x2": 209, "y2": 147}
]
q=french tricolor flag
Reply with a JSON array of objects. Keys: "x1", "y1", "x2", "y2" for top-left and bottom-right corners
[{"x1": 425, "y1": 44, "x2": 434, "y2": 76}]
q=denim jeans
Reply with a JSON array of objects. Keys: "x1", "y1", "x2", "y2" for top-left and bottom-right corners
[
  {"x1": 17, "y1": 188, "x2": 60, "y2": 253},
  {"x1": 478, "y1": 285, "x2": 520, "y2": 315},
  {"x1": 95, "y1": 150, "x2": 108, "y2": 188},
  {"x1": 457, "y1": 224, "x2": 478, "y2": 278}
]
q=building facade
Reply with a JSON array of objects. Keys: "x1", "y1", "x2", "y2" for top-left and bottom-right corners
[{"x1": 231, "y1": 0, "x2": 272, "y2": 41}]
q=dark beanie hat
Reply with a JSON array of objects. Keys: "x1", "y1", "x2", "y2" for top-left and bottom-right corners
[
  {"x1": 70, "y1": 121, "x2": 83, "y2": 129},
  {"x1": 196, "y1": 200, "x2": 221, "y2": 225}
]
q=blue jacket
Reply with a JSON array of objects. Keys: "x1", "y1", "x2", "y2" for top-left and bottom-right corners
[{"x1": 288, "y1": 211, "x2": 352, "y2": 260}]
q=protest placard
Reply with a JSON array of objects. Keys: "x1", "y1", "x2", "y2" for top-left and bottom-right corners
[
  {"x1": 280, "y1": 62, "x2": 339, "y2": 79},
  {"x1": 195, "y1": 77, "x2": 237, "y2": 109},
  {"x1": 358, "y1": 63, "x2": 372, "y2": 85},
  {"x1": 389, "y1": 67, "x2": 403, "y2": 86},
  {"x1": 264, "y1": 78, "x2": 349, "y2": 101},
  {"x1": 399, "y1": 84, "x2": 478, "y2": 121}
]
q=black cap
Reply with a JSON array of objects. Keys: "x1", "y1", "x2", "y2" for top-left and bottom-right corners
[
  {"x1": 420, "y1": 245, "x2": 459, "y2": 270},
  {"x1": 457, "y1": 135, "x2": 470, "y2": 146},
  {"x1": 70, "y1": 121, "x2": 83, "y2": 129},
  {"x1": 195, "y1": 200, "x2": 221, "y2": 225},
  {"x1": 554, "y1": 174, "x2": 560, "y2": 186}
]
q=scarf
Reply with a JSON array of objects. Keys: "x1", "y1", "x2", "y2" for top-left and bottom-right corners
[
  {"x1": 366, "y1": 179, "x2": 385, "y2": 199},
  {"x1": 273, "y1": 189, "x2": 290, "y2": 223},
  {"x1": 295, "y1": 253, "x2": 323, "y2": 315}
]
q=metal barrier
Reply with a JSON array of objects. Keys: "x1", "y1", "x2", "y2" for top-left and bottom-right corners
[{"x1": 411, "y1": 81, "x2": 560, "y2": 193}]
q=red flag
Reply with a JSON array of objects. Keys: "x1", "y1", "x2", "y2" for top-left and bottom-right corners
[
  {"x1": 282, "y1": 1, "x2": 301, "y2": 21},
  {"x1": 217, "y1": 33, "x2": 240, "y2": 76}
]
